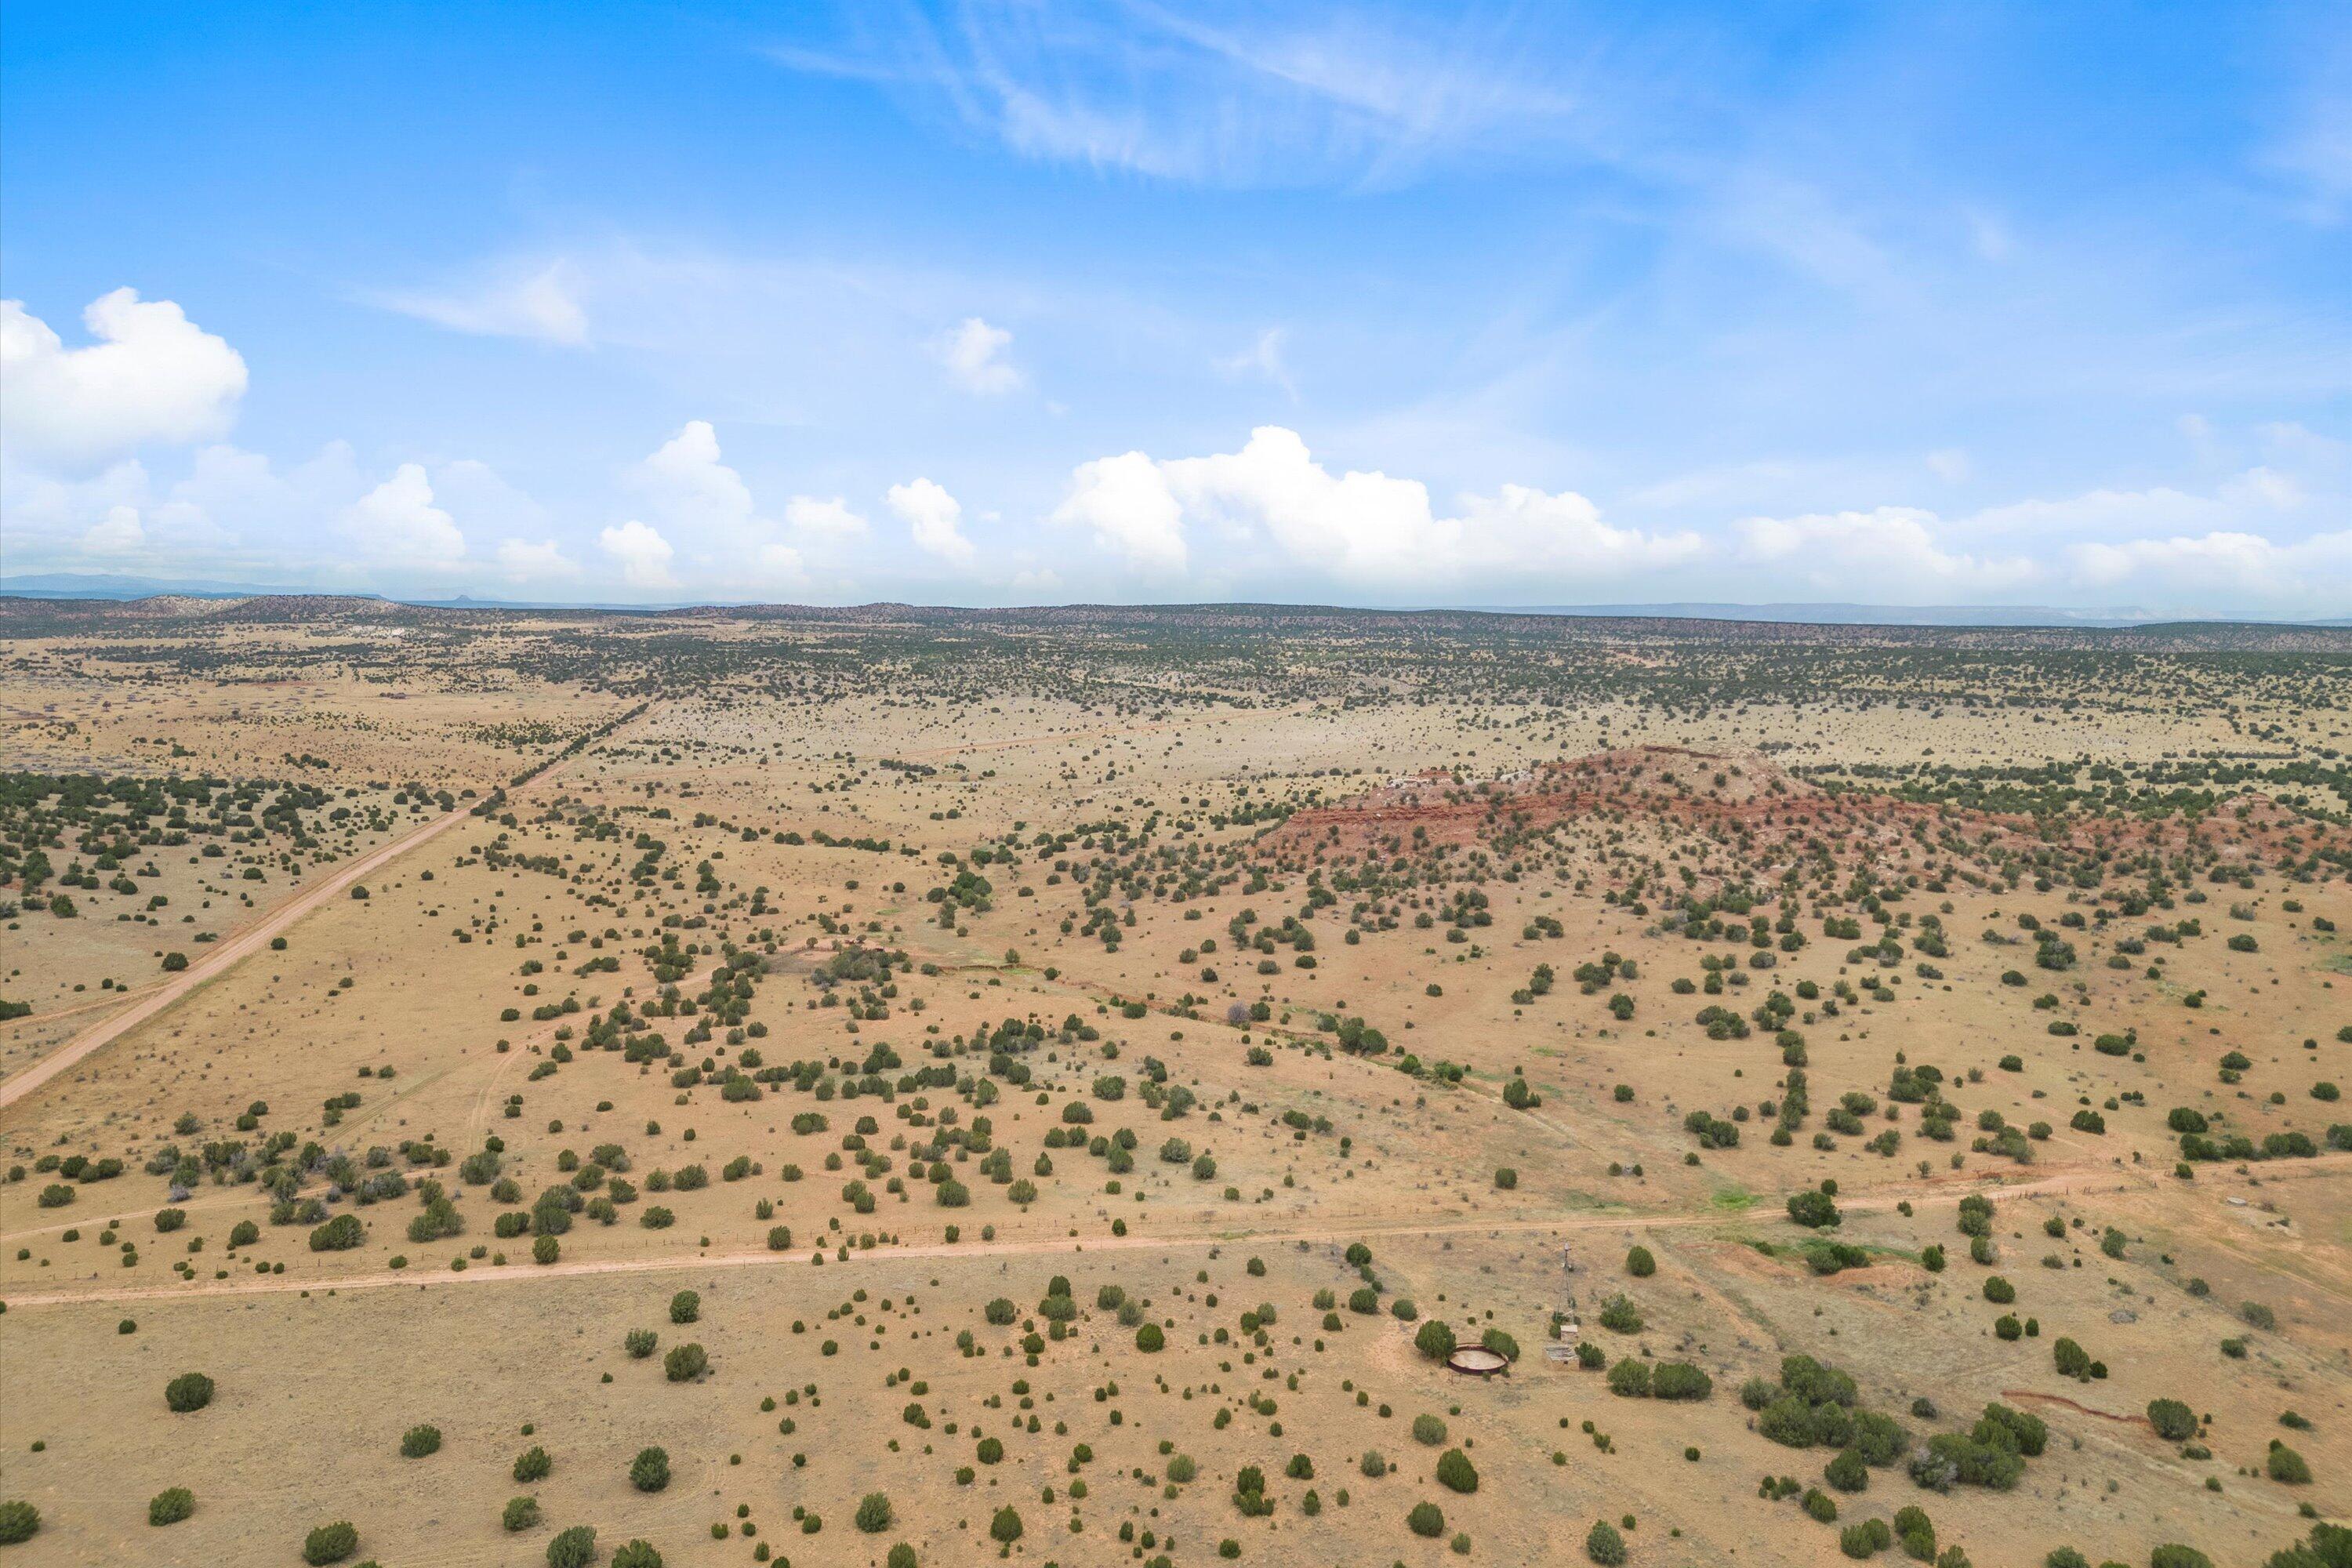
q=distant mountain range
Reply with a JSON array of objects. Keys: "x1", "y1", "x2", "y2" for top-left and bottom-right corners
[{"x1": 2, "y1": 572, "x2": 2343, "y2": 629}]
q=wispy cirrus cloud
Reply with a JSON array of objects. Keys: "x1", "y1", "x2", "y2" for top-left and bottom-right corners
[
  {"x1": 764, "y1": 2, "x2": 1652, "y2": 188},
  {"x1": 365, "y1": 259, "x2": 591, "y2": 346}
]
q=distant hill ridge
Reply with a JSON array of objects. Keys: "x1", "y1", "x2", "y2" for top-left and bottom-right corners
[{"x1": 2, "y1": 586, "x2": 2347, "y2": 653}]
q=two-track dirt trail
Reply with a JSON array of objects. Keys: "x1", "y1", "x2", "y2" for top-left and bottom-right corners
[
  {"x1": 0, "y1": 1162, "x2": 2202, "y2": 1311},
  {"x1": 0, "y1": 805, "x2": 477, "y2": 1116},
  {"x1": 0, "y1": 705, "x2": 644, "y2": 1119}
]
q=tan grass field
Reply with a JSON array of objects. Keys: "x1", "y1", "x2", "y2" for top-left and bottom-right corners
[{"x1": 1, "y1": 601, "x2": 2347, "y2": 1568}]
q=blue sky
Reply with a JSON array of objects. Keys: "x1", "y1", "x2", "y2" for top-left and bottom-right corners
[{"x1": 2, "y1": 1, "x2": 2346, "y2": 612}]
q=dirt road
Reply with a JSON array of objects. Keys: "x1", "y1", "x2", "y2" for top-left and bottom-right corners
[
  {"x1": 0, "y1": 805, "x2": 476, "y2": 1118},
  {"x1": 0, "y1": 1161, "x2": 2170, "y2": 1311}
]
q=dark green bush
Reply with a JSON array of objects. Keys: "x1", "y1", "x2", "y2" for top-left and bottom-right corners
[
  {"x1": 303, "y1": 1520, "x2": 358, "y2": 1565},
  {"x1": 308, "y1": 1213, "x2": 365, "y2": 1251},
  {"x1": 1652, "y1": 1362, "x2": 1713, "y2": 1401},
  {"x1": 546, "y1": 1525, "x2": 597, "y2": 1568}
]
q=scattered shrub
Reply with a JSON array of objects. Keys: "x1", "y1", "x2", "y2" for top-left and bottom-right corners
[
  {"x1": 546, "y1": 1525, "x2": 597, "y2": 1568},
  {"x1": 165, "y1": 1372, "x2": 214, "y2": 1414},
  {"x1": 303, "y1": 1521, "x2": 359, "y2": 1565}
]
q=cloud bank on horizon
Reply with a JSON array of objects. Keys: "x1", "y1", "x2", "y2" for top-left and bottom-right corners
[{"x1": 1, "y1": 2, "x2": 2346, "y2": 615}]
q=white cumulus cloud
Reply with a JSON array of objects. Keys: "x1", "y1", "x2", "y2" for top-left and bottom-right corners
[
  {"x1": 1053, "y1": 451, "x2": 1189, "y2": 572},
  {"x1": 599, "y1": 519, "x2": 678, "y2": 590},
  {"x1": 2067, "y1": 529, "x2": 2352, "y2": 605},
  {"x1": 1, "y1": 289, "x2": 249, "y2": 468},
  {"x1": 936, "y1": 317, "x2": 1022, "y2": 395},
  {"x1": 1735, "y1": 506, "x2": 2038, "y2": 598},
  {"x1": 343, "y1": 463, "x2": 466, "y2": 565},
  {"x1": 785, "y1": 495, "x2": 869, "y2": 539},
  {"x1": 82, "y1": 505, "x2": 147, "y2": 556},
  {"x1": 495, "y1": 538, "x2": 581, "y2": 583},
  {"x1": 1051, "y1": 426, "x2": 1699, "y2": 589},
  {"x1": 888, "y1": 477, "x2": 977, "y2": 564},
  {"x1": 631, "y1": 420, "x2": 760, "y2": 534}
]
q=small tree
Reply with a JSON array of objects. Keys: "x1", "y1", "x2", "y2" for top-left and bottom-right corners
[
  {"x1": 663, "y1": 1342, "x2": 707, "y2": 1381},
  {"x1": 1435, "y1": 1449, "x2": 1479, "y2": 1494},
  {"x1": 1651, "y1": 1362, "x2": 1712, "y2": 1401},
  {"x1": 309, "y1": 1213, "x2": 365, "y2": 1251},
  {"x1": 1597, "y1": 1294, "x2": 1644, "y2": 1334},
  {"x1": 1787, "y1": 1190, "x2": 1842, "y2": 1229},
  {"x1": 165, "y1": 1372, "x2": 215, "y2": 1414},
  {"x1": 401, "y1": 1424, "x2": 442, "y2": 1458},
  {"x1": 0, "y1": 1502, "x2": 38, "y2": 1544},
  {"x1": 630, "y1": 1446, "x2": 671, "y2": 1492},
  {"x1": 2267, "y1": 1442, "x2": 2311, "y2": 1484},
  {"x1": 303, "y1": 1520, "x2": 359, "y2": 1565},
  {"x1": 147, "y1": 1487, "x2": 195, "y2": 1526},
  {"x1": 2147, "y1": 1399, "x2": 2197, "y2": 1441},
  {"x1": 514, "y1": 1445, "x2": 552, "y2": 1483},
  {"x1": 670, "y1": 1289, "x2": 700, "y2": 1324},
  {"x1": 611, "y1": 1542, "x2": 662, "y2": 1568},
  {"x1": 1606, "y1": 1359, "x2": 1650, "y2": 1398},
  {"x1": 503, "y1": 1496, "x2": 542, "y2": 1532},
  {"x1": 546, "y1": 1525, "x2": 597, "y2": 1568},
  {"x1": 990, "y1": 1505, "x2": 1024, "y2": 1545},
  {"x1": 1409, "y1": 1502, "x2": 1446, "y2": 1538},
  {"x1": 1414, "y1": 1319, "x2": 1457, "y2": 1361},
  {"x1": 1586, "y1": 1519, "x2": 1627, "y2": 1566},
  {"x1": 1626, "y1": 1245, "x2": 1656, "y2": 1277},
  {"x1": 856, "y1": 1493, "x2": 894, "y2": 1533}
]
